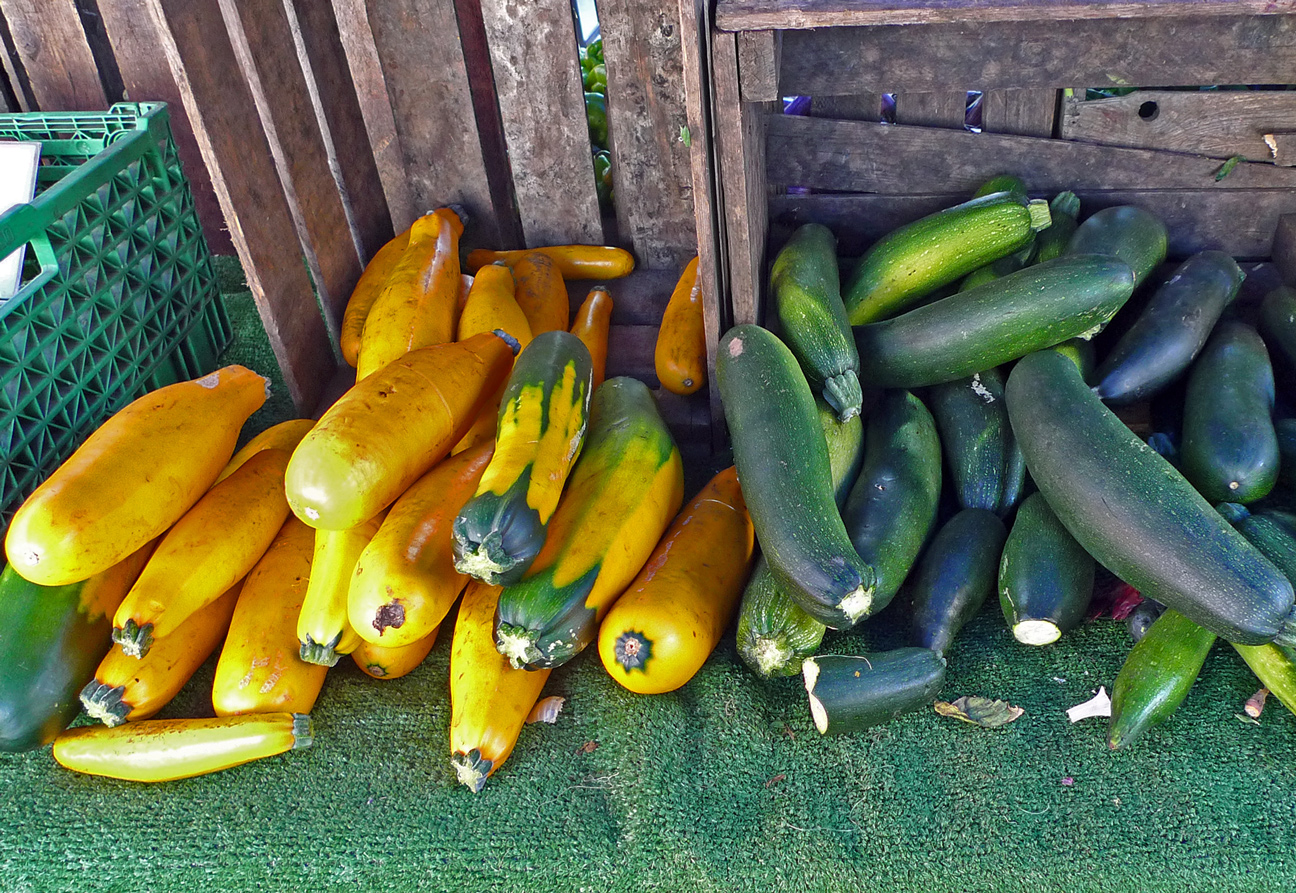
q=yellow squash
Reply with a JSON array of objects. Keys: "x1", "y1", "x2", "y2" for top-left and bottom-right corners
[
  {"x1": 83, "y1": 581, "x2": 242, "y2": 726},
  {"x1": 457, "y1": 261, "x2": 534, "y2": 349},
  {"x1": 53, "y1": 713, "x2": 312, "y2": 782},
  {"x1": 450, "y1": 581, "x2": 552, "y2": 792},
  {"x1": 654, "y1": 256, "x2": 707, "y2": 396},
  {"x1": 570, "y1": 286, "x2": 613, "y2": 388},
  {"x1": 352, "y1": 626, "x2": 439, "y2": 680},
  {"x1": 511, "y1": 251, "x2": 571, "y2": 335},
  {"x1": 214, "y1": 418, "x2": 315, "y2": 485},
  {"x1": 297, "y1": 512, "x2": 386, "y2": 666},
  {"x1": 466, "y1": 245, "x2": 635, "y2": 280},
  {"x1": 598, "y1": 466, "x2": 755, "y2": 694},
  {"x1": 350, "y1": 442, "x2": 494, "y2": 647},
  {"x1": 356, "y1": 208, "x2": 464, "y2": 380},
  {"x1": 5, "y1": 365, "x2": 267, "y2": 586},
  {"x1": 340, "y1": 223, "x2": 414, "y2": 367},
  {"x1": 284, "y1": 331, "x2": 515, "y2": 531},
  {"x1": 111, "y1": 448, "x2": 292, "y2": 658},
  {"x1": 212, "y1": 517, "x2": 328, "y2": 716}
]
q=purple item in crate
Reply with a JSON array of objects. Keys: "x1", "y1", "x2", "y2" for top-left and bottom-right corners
[{"x1": 783, "y1": 95, "x2": 811, "y2": 116}]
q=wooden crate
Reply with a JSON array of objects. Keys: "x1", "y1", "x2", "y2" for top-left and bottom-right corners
[
  {"x1": 707, "y1": 0, "x2": 1296, "y2": 331},
  {"x1": 0, "y1": 0, "x2": 718, "y2": 448}
]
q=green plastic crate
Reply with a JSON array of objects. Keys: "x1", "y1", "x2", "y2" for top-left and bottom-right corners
[{"x1": 0, "y1": 102, "x2": 230, "y2": 528}]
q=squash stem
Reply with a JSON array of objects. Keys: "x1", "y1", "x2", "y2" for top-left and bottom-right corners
[
  {"x1": 299, "y1": 633, "x2": 342, "y2": 667},
  {"x1": 451, "y1": 747, "x2": 494, "y2": 792},
  {"x1": 290, "y1": 713, "x2": 314, "y2": 749},
  {"x1": 79, "y1": 680, "x2": 130, "y2": 727},
  {"x1": 822, "y1": 371, "x2": 863, "y2": 423},
  {"x1": 741, "y1": 636, "x2": 796, "y2": 679},
  {"x1": 614, "y1": 631, "x2": 653, "y2": 672},
  {"x1": 111, "y1": 619, "x2": 154, "y2": 659},
  {"x1": 495, "y1": 623, "x2": 544, "y2": 670},
  {"x1": 1027, "y1": 199, "x2": 1053, "y2": 231}
]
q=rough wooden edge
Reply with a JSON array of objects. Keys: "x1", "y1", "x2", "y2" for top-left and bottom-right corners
[
  {"x1": 0, "y1": 0, "x2": 106, "y2": 110},
  {"x1": 1269, "y1": 132, "x2": 1296, "y2": 167},
  {"x1": 980, "y1": 87, "x2": 1057, "y2": 137},
  {"x1": 893, "y1": 91, "x2": 967, "y2": 128},
  {"x1": 736, "y1": 29, "x2": 780, "y2": 103},
  {"x1": 0, "y1": 6, "x2": 35, "y2": 111}
]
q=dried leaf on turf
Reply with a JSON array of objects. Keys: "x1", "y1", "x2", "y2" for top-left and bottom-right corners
[{"x1": 934, "y1": 696, "x2": 1024, "y2": 728}]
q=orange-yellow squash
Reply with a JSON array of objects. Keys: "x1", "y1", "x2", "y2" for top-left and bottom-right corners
[
  {"x1": 352, "y1": 626, "x2": 439, "y2": 679},
  {"x1": 297, "y1": 512, "x2": 385, "y2": 666},
  {"x1": 457, "y1": 262, "x2": 534, "y2": 350},
  {"x1": 466, "y1": 245, "x2": 635, "y2": 280},
  {"x1": 654, "y1": 256, "x2": 707, "y2": 396},
  {"x1": 356, "y1": 208, "x2": 465, "y2": 380},
  {"x1": 5, "y1": 365, "x2": 268, "y2": 586},
  {"x1": 597, "y1": 466, "x2": 755, "y2": 694},
  {"x1": 340, "y1": 223, "x2": 414, "y2": 367},
  {"x1": 212, "y1": 517, "x2": 328, "y2": 716},
  {"x1": 450, "y1": 581, "x2": 551, "y2": 792},
  {"x1": 83, "y1": 581, "x2": 242, "y2": 726},
  {"x1": 511, "y1": 251, "x2": 571, "y2": 336},
  {"x1": 284, "y1": 331, "x2": 515, "y2": 531},
  {"x1": 214, "y1": 419, "x2": 315, "y2": 485},
  {"x1": 111, "y1": 448, "x2": 292, "y2": 658},
  {"x1": 570, "y1": 286, "x2": 613, "y2": 389}
]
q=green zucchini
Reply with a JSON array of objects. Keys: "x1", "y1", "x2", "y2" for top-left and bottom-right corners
[
  {"x1": 1004, "y1": 348, "x2": 1296, "y2": 645},
  {"x1": 802, "y1": 649, "x2": 947, "y2": 735},
  {"x1": 771, "y1": 224, "x2": 863, "y2": 421},
  {"x1": 1259, "y1": 286, "x2": 1296, "y2": 378},
  {"x1": 854, "y1": 255, "x2": 1136, "y2": 389},
  {"x1": 1217, "y1": 503, "x2": 1296, "y2": 585},
  {"x1": 735, "y1": 398, "x2": 862, "y2": 679},
  {"x1": 843, "y1": 191, "x2": 1051, "y2": 325},
  {"x1": 1108, "y1": 609, "x2": 1215, "y2": 750},
  {"x1": 1066, "y1": 205, "x2": 1168, "y2": 287},
  {"x1": 1181, "y1": 321, "x2": 1278, "y2": 505},
  {"x1": 1053, "y1": 337, "x2": 1096, "y2": 377},
  {"x1": 1091, "y1": 251, "x2": 1244, "y2": 405},
  {"x1": 973, "y1": 174, "x2": 1028, "y2": 200},
  {"x1": 1033, "y1": 192, "x2": 1081, "y2": 264},
  {"x1": 909, "y1": 508, "x2": 1008, "y2": 656},
  {"x1": 958, "y1": 246, "x2": 1034, "y2": 293},
  {"x1": 926, "y1": 366, "x2": 1024, "y2": 515},
  {"x1": 1232, "y1": 642, "x2": 1296, "y2": 717},
  {"x1": 998, "y1": 492, "x2": 1095, "y2": 645},
  {"x1": 718, "y1": 325, "x2": 877, "y2": 628},
  {"x1": 842, "y1": 390, "x2": 943, "y2": 614}
]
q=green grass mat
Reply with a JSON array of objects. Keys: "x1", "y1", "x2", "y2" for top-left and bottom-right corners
[{"x1": 1, "y1": 257, "x2": 1293, "y2": 892}]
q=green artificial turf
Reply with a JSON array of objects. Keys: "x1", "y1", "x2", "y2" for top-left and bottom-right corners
[{"x1": 1, "y1": 257, "x2": 1294, "y2": 892}]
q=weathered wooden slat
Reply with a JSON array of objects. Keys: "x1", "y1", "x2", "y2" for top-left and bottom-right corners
[
  {"x1": 145, "y1": 0, "x2": 335, "y2": 412},
  {"x1": 1269, "y1": 132, "x2": 1296, "y2": 166},
  {"x1": 479, "y1": 0, "x2": 603, "y2": 248},
  {"x1": 654, "y1": 387, "x2": 712, "y2": 447},
  {"x1": 0, "y1": 0, "x2": 105, "y2": 110},
  {"x1": 289, "y1": 0, "x2": 392, "y2": 264},
  {"x1": 811, "y1": 93, "x2": 881, "y2": 122},
  {"x1": 601, "y1": 0, "x2": 696, "y2": 270},
  {"x1": 767, "y1": 115, "x2": 1296, "y2": 194},
  {"x1": 716, "y1": 0, "x2": 1293, "y2": 31},
  {"x1": 893, "y1": 91, "x2": 966, "y2": 128},
  {"x1": 1060, "y1": 90, "x2": 1296, "y2": 163},
  {"x1": 778, "y1": 16, "x2": 1296, "y2": 95},
  {"x1": 606, "y1": 323, "x2": 661, "y2": 385},
  {"x1": 96, "y1": 0, "x2": 232, "y2": 254},
  {"x1": 736, "y1": 29, "x2": 779, "y2": 102},
  {"x1": 980, "y1": 88, "x2": 1057, "y2": 137},
  {"x1": 767, "y1": 190, "x2": 1296, "y2": 260},
  {"x1": 567, "y1": 269, "x2": 677, "y2": 327}
]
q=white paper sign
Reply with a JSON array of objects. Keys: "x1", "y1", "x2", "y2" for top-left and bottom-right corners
[{"x1": 0, "y1": 141, "x2": 41, "y2": 303}]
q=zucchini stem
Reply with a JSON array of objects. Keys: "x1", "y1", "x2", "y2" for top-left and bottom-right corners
[
  {"x1": 111, "y1": 619, "x2": 154, "y2": 659},
  {"x1": 451, "y1": 747, "x2": 494, "y2": 792},
  {"x1": 1027, "y1": 199, "x2": 1053, "y2": 231},
  {"x1": 613, "y1": 630, "x2": 652, "y2": 672},
  {"x1": 822, "y1": 371, "x2": 863, "y2": 423},
  {"x1": 299, "y1": 633, "x2": 343, "y2": 667},
  {"x1": 290, "y1": 713, "x2": 314, "y2": 749},
  {"x1": 495, "y1": 623, "x2": 544, "y2": 670},
  {"x1": 79, "y1": 680, "x2": 130, "y2": 727},
  {"x1": 742, "y1": 636, "x2": 797, "y2": 679}
]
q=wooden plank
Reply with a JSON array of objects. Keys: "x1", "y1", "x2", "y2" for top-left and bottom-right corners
[
  {"x1": 568, "y1": 269, "x2": 677, "y2": 326},
  {"x1": 893, "y1": 91, "x2": 966, "y2": 128},
  {"x1": 980, "y1": 87, "x2": 1057, "y2": 137},
  {"x1": 767, "y1": 190, "x2": 1296, "y2": 260},
  {"x1": 0, "y1": 6, "x2": 35, "y2": 112},
  {"x1": 479, "y1": 0, "x2": 603, "y2": 248},
  {"x1": 0, "y1": 0, "x2": 105, "y2": 110},
  {"x1": 145, "y1": 0, "x2": 335, "y2": 412},
  {"x1": 716, "y1": 0, "x2": 1294, "y2": 31},
  {"x1": 736, "y1": 30, "x2": 779, "y2": 102},
  {"x1": 601, "y1": 0, "x2": 696, "y2": 271},
  {"x1": 366, "y1": 0, "x2": 500, "y2": 245},
  {"x1": 811, "y1": 93, "x2": 881, "y2": 121},
  {"x1": 289, "y1": 0, "x2": 392, "y2": 264},
  {"x1": 96, "y1": 0, "x2": 232, "y2": 254},
  {"x1": 1060, "y1": 89, "x2": 1296, "y2": 162},
  {"x1": 1269, "y1": 131, "x2": 1296, "y2": 166},
  {"x1": 766, "y1": 115, "x2": 1296, "y2": 194},
  {"x1": 606, "y1": 324, "x2": 660, "y2": 385},
  {"x1": 329, "y1": 0, "x2": 413, "y2": 233},
  {"x1": 778, "y1": 16, "x2": 1296, "y2": 95}
]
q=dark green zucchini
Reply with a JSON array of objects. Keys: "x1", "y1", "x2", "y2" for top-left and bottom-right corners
[
  {"x1": 1217, "y1": 503, "x2": 1296, "y2": 584},
  {"x1": 998, "y1": 492, "x2": 1095, "y2": 645},
  {"x1": 1033, "y1": 192, "x2": 1081, "y2": 264},
  {"x1": 1053, "y1": 337, "x2": 1096, "y2": 377},
  {"x1": 717, "y1": 325, "x2": 876, "y2": 628},
  {"x1": 854, "y1": 255, "x2": 1136, "y2": 388},
  {"x1": 771, "y1": 224, "x2": 862, "y2": 421},
  {"x1": 909, "y1": 508, "x2": 1008, "y2": 656},
  {"x1": 1232, "y1": 641, "x2": 1296, "y2": 717},
  {"x1": 1091, "y1": 251, "x2": 1244, "y2": 405},
  {"x1": 1108, "y1": 609, "x2": 1215, "y2": 750},
  {"x1": 1181, "y1": 321, "x2": 1278, "y2": 505},
  {"x1": 973, "y1": 174, "x2": 1028, "y2": 200},
  {"x1": 1004, "y1": 348, "x2": 1295, "y2": 645},
  {"x1": 843, "y1": 191, "x2": 1051, "y2": 325},
  {"x1": 1065, "y1": 205, "x2": 1168, "y2": 287},
  {"x1": 802, "y1": 649, "x2": 947, "y2": 735},
  {"x1": 1278, "y1": 418, "x2": 1296, "y2": 490},
  {"x1": 1259, "y1": 286, "x2": 1296, "y2": 379},
  {"x1": 926, "y1": 366, "x2": 1024, "y2": 515}
]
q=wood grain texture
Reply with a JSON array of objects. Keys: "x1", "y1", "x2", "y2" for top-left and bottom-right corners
[
  {"x1": 479, "y1": 0, "x2": 603, "y2": 247},
  {"x1": 0, "y1": 0, "x2": 105, "y2": 110},
  {"x1": 736, "y1": 29, "x2": 779, "y2": 102},
  {"x1": 716, "y1": 0, "x2": 1295, "y2": 30},
  {"x1": 811, "y1": 93, "x2": 881, "y2": 121},
  {"x1": 567, "y1": 269, "x2": 678, "y2": 326},
  {"x1": 1060, "y1": 89, "x2": 1296, "y2": 162},
  {"x1": 980, "y1": 87, "x2": 1057, "y2": 137},
  {"x1": 766, "y1": 115, "x2": 1296, "y2": 194},
  {"x1": 0, "y1": 7, "x2": 34, "y2": 111},
  {"x1": 767, "y1": 190, "x2": 1296, "y2": 260},
  {"x1": 893, "y1": 91, "x2": 966, "y2": 128},
  {"x1": 1268, "y1": 131, "x2": 1296, "y2": 166},
  {"x1": 146, "y1": 0, "x2": 335, "y2": 412},
  {"x1": 778, "y1": 16, "x2": 1296, "y2": 95}
]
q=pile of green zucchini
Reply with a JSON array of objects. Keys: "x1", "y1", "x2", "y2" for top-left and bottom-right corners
[{"x1": 721, "y1": 177, "x2": 1296, "y2": 746}]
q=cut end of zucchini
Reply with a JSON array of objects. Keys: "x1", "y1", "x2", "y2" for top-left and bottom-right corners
[
  {"x1": 1027, "y1": 199, "x2": 1053, "y2": 231},
  {"x1": 1012, "y1": 620, "x2": 1062, "y2": 647},
  {"x1": 290, "y1": 713, "x2": 314, "y2": 750},
  {"x1": 451, "y1": 748, "x2": 493, "y2": 792},
  {"x1": 823, "y1": 371, "x2": 863, "y2": 423},
  {"x1": 496, "y1": 623, "x2": 544, "y2": 670},
  {"x1": 742, "y1": 637, "x2": 797, "y2": 679},
  {"x1": 299, "y1": 633, "x2": 343, "y2": 667},
  {"x1": 837, "y1": 584, "x2": 874, "y2": 626},
  {"x1": 79, "y1": 680, "x2": 129, "y2": 727},
  {"x1": 802, "y1": 658, "x2": 829, "y2": 734},
  {"x1": 111, "y1": 619, "x2": 154, "y2": 659}
]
